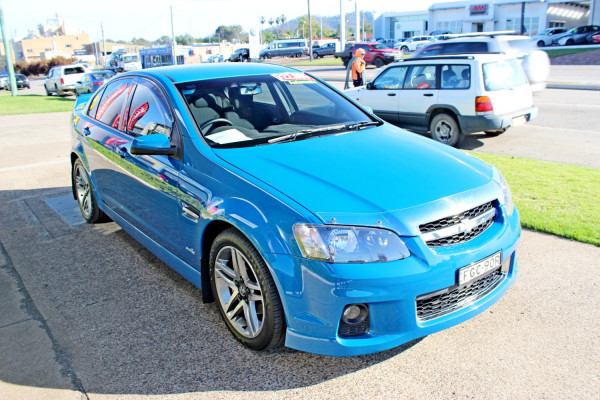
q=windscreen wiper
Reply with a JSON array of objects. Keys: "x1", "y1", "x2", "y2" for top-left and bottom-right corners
[
  {"x1": 347, "y1": 121, "x2": 382, "y2": 130},
  {"x1": 268, "y1": 124, "x2": 348, "y2": 144}
]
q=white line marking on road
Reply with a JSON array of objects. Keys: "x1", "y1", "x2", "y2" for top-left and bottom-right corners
[{"x1": 0, "y1": 157, "x2": 69, "y2": 172}]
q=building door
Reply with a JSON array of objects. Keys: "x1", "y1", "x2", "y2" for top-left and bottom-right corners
[{"x1": 474, "y1": 23, "x2": 484, "y2": 32}]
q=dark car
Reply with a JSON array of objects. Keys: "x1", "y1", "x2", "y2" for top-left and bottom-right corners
[
  {"x1": 74, "y1": 71, "x2": 115, "y2": 97},
  {"x1": 228, "y1": 48, "x2": 250, "y2": 62},
  {"x1": 312, "y1": 43, "x2": 336, "y2": 58},
  {"x1": 2, "y1": 73, "x2": 30, "y2": 90},
  {"x1": 554, "y1": 25, "x2": 600, "y2": 45}
]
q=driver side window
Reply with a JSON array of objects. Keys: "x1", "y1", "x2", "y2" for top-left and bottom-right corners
[
  {"x1": 372, "y1": 67, "x2": 408, "y2": 90},
  {"x1": 127, "y1": 80, "x2": 173, "y2": 137}
]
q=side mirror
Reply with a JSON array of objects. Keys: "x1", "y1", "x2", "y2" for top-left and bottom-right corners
[
  {"x1": 130, "y1": 133, "x2": 175, "y2": 156},
  {"x1": 76, "y1": 81, "x2": 81, "y2": 84},
  {"x1": 366, "y1": 82, "x2": 374, "y2": 90}
]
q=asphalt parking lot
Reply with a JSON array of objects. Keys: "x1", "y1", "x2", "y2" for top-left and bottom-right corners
[{"x1": 1, "y1": 72, "x2": 599, "y2": 400}]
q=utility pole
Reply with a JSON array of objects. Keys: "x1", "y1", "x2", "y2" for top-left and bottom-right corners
[
  {"x1": 308, "y1": 0, "x2": 313, "y2": 61},
  {"x1": 171, "y1": 5, "x2": 177, "y2": 65},
  {"x1": 0, "y1": 2, "x2": 17, "y2": 96},
  {"x1": 520, "y1": 2, "x2": 526, "y2": 35},
  {"x1": 340, "y1": 0, "x2": 346, "y2": 50},
  {"x1": 355, "y1": 1, "x2": 360, "y2": 42},
  {"x1": 101, "y1": 21, "x2": 106, "y2": 68}
]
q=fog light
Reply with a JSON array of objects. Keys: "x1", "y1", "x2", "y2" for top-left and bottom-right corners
[{"x1": 339, "y1": 304, "x2": 370, "y2": 337}]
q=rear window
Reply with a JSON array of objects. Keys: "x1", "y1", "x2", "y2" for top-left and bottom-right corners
[
  {"x1": 64, "y1": 67, "x2": 85, "y2": 75},
  {"x1": 482, "y1": 59, "x2": 528, "y2": 91},
  {"x1": 92, "y1": 72, "x2": 114, "y2": 80}
]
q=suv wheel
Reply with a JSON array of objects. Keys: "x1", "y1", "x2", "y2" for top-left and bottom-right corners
[
  {"x1": 374, "y1": 57, "x2": 384, "y2": 68},
  {"x1": 430, "y1": 113, "x2": 463, "y2": 147},
  {"x1": 295, "y1": 51, "x2": 303, "y2": 58},
  {"x1": 45, "y1": 85, "x2": 52, "y2": 96},
  {"x1": 401, "y1": 46, "x2": 409, "y2": 52}
]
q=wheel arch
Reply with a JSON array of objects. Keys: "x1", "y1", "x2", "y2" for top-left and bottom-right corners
[{"x1": 426, "y1": 105, "x2": 461, "y2": 129}]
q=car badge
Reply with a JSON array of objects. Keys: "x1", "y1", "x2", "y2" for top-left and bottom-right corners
[{"x1": 459, "y1": 218, "x2": 477, "y2": 233}]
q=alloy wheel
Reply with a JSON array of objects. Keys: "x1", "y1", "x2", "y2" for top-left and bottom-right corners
[{"x1": 74, "y1": 163, "x2": 92, "y2": 218}]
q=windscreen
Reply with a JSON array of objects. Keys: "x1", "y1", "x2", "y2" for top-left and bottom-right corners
[
  {"x1": 177, "y1": 72, "x2": 375, "y2": 148},
  {"x1": 124, "y1": 55, "x2": 139, "y2": 63},
  {"x1": 483, "y1": 59, "x2": 528, "y2": 91}
]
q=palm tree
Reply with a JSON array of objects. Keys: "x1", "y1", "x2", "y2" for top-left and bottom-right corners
[
  {"x1": 280, "y1": 14, "x2": 287, "y2": 26},
  {"x1": 268, "y1": 18, "x2": 274, "y2": 28},
  {"x1": 276, "y1": 17, "x2": 281, "y2": 25}
]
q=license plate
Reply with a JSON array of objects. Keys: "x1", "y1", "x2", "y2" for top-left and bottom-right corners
[
  {"x1": 458, "y1": 251, "x2": 501, "y2": 285},
  {"x1": 512, "y1": 115, "x2": 527, "y2": 126}
]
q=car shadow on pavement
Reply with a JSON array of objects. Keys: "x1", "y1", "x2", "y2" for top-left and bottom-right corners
[{"x1": 0, "y1": 187, "x2": 422, "y2": 396}]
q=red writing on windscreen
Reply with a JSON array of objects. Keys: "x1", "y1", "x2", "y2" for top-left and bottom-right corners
[
  {"x1": 96, "y1": 84, "x2": 129, "y2": 121},
  {"x1": 127, "y1": 102, "x2": 149, "y2": 132},
  {"x1": 272, "y1": 73, "x2": 314, "y2": 81}
]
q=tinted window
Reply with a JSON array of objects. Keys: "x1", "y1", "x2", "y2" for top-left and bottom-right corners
[
  {"x1": 373, "y1": 67, "x2": 408, "y2": 89},
  {"x1": 441, "y1": 65, "x2": 470, "y2": 89},
  {"x1": 439, "y1": 42, "x2": 488, "y2": 54},
  {"x1": 126, "y1": 80, "x2": 173, "y2": 137},
  {"x1": 95, "y1": 80, "x2": 134, "y2": 129},
  {"x1": 483, "y1": 60, "x2": 528, "y2": 91},
  {"x1": 87, "y1": 88, "x2": 105, "y2": 117},
  {"x1": 64, "y1": 67, "x2": 85, "y2": 75},
  {"x1": 92, "y1": 72, "x2": 114, "y2": 80},
  {"x1": 405, "y1": 65, "x2": 437, "y2": 89}
]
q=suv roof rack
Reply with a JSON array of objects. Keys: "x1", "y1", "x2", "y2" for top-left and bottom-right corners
[
  {"x1": 396, "y1": 53, "x2": 506, "y2": 62},
  {"x1": 443, "y1": 31, "x2": 519, "y2": 39}
]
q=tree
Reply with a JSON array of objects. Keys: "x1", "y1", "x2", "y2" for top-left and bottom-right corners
[
  {"x1": 215, "y1": 25, "x2": 244, "y2": 43},
  {"x1": 131, "y1": 37, "x2": 150, "y2": 46},
  {"x1": 275, "y1": 17, "x2": 280, "y2": 25},
  {"x1": 280, "y1": 14, "x2": 287, "y2": 25},
  {"x1": 268, "y1": 18, "x2": 274, "y2": 28},
  {"x1": 176, "y1": 33, "x2": 195, "y2": 45}
]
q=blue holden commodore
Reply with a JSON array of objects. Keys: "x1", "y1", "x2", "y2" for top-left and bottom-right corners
[{"x1": 70, "y1": 63, "x2": 520, "y2": 356}]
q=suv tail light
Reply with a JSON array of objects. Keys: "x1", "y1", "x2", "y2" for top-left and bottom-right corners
[
  {"x1": 475, "y1": 96, "x2": 493, "y2": 112},
  {"x1": 60, "y1": 78, "x2": 64, "y2": 85}
]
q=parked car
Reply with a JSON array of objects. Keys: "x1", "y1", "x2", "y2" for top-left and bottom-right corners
[
  {"x1": 397, "y1": 35, "x2": 433, "y2": 52},
  {"x1": 2, "y1": 73, "x2": 30, "y2": 90},
  {"x1": 345, "y1": 54, "x2": 538, "y2": 147},
  {"x1": 334, "y1": 42, "x2": 402, "y2": 67},
  {"x1": 70, "y1": 63, "x2": 520, "y2": 356},
  {"x1": 312, "y1": 42, "x2": 336, "y2": 58},
  {"x1": 44, "y1": 64, "x2": 87, "y2": 96},
  {"x1": 530, "y1": 27, "x2": 567, "y2": 47},
  {"x1": 554, "y1": 25, "x2": 600, "y2": 46},
  {"x1": 0, "y1": 72, "x2": 8, "y2": 89},
  {"x1": 228, "y1": 48, "x2": 250, "y2": 62},
  {"x1": 74, "y1": 70, "x2": 115, "y2": 97},
  {"x1": 259, "y1": 38, "x2": 308, "y2": 59},
  {"x1": 589, "y1": 32, "x2": 600, "y2": 44},
  {"x1": 413, "y1": 34, "x2": 550, "y2": 91}
]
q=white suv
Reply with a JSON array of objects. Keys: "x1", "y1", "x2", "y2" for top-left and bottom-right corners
[
  {"x1": 395, "y1": 36, "x2": 433, "y2": 52},
  {"x1": 44, "y1": 64, "x2": 87, "y2": 96},
  {"x1": 344, "y1": 54, "x2": 538, "y2": 147}
]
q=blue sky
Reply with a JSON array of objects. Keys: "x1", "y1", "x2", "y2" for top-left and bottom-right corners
[{"x1": 1, "y1": 0, "x2": 443, "y2": 41}]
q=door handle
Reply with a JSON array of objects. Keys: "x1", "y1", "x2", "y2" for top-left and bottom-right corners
[
  {"x1": 83, "y1": 127, "x2": 91, "y2": 136},
  {"x1": 387, "y1": 93, "x2": 397, "y2": 96},
  {"x1": 423, "y1": 93, "x2": 434, "y2": 97},
  {"x1": 181, "y1": 203, "x2": 200, "y2": 222},
  {"x1": 115, "y1": 146, "x2": 129, "y2": 158}
]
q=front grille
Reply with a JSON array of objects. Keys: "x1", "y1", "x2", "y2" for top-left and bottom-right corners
[
  {"x1": 416, "y1": 269, "x2": 504, "y2": 321},
  {"x1": 419, "y1": 201, "x2": 495, "y2": 247}
]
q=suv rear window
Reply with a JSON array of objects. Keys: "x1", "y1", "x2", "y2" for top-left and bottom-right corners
[
  {"x1": 64, "y1": 67, "x2": 85, "y2": 75},
  {"x1": 482, "y1": 59, "x2": 528, "y2": 91}
]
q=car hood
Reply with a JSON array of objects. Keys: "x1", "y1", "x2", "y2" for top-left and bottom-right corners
[{"x1": 214, "y1": 125, "x2": 499, "y2": 236}]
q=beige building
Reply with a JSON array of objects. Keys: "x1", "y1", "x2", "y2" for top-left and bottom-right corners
[{"x1": 15, "y1": 33, "x2": 91, "y2": 62}]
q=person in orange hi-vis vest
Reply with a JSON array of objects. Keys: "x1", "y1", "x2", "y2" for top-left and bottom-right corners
[{"x1": 351, "y1": 48, "x2": 366, "y2": 87}]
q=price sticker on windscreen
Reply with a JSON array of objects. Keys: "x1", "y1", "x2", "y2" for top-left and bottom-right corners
[{"x1": 272, "y1": 73, "x2": 317, "y2": 85}]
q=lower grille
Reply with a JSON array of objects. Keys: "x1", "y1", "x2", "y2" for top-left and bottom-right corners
[{"x1": 416, "y1": 269, "x2": 504, "y2": 322}]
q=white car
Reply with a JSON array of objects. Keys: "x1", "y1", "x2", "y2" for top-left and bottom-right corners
[
  {"x1": 44, "y1": 64, "x2": 87, "y2": 96},
  {"x1": 345, "y1": 54, "x2": 538, "y2": 147},
  {"x1": 531, "y1": 27, "x2": 567, "y2": 47},
  {"x1": 396, "y1": 36, "x2": 433, "y2": 52}
]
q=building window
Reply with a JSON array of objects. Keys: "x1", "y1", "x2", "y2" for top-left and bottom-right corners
[
  {"x1": 27, "y1": 49, "x2": 33, "y2": 53},
  {"x1": 65, "y1": 44, "x2": 72, "y2": 48}
]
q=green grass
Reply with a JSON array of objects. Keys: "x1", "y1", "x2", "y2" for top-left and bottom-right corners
[
  {"x1": 0, "y1": 93, "x2": 75, "y2": 115},
  {"x1": 468, "y1": 152, "x2": 600, "y2": 246},
  {"x1": 287, "y1": 57, "x2": 344, "y2": 66},
  {"x1": 543, "y1": 47, "x2": 600, "y2": 58}
]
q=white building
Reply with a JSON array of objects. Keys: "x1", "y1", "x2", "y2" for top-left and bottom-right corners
[{"x1": 374, "y1": 0, "x2": 596, "y2": 40}]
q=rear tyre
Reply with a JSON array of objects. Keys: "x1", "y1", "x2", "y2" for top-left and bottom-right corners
[
  {"x1": 45, "y1": 85, "x2": 52, "y2": 96},
  {"x1": 374, "y1": 57, "x2": 384, "y2": 68},
  {"x1": 209, "y1": 228, "x2": 285, "y2": 351},
  {"x1": 401, "y1": 46, "x2": 409, "y2": 52},
  {"x1": 295, "y1": 51, "x2": 303, "y2": 58},
  {"x1": 313, "y1": 52, "x2": 318, "y2": 59},
  {"x1": 72, "y1": 159, "x2": 106, "y2": 223},
  {"x1": 566, "y1": 39, "x2": 574, "y2": 46},
  {"x1": 430, "y1": 113, "x2": 463, "y2": 147},
  {"x1": 537, "y1": 40, "x2": 545, "y2": 47}
]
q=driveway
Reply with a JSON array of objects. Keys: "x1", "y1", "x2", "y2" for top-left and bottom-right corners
[{"x1": 0, "y1": 110, "x2": 598, "y2": 399}]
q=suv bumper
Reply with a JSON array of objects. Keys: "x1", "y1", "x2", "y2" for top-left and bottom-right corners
[{"x1": 458, "y1": 105, "x2": 538, "y2": 134}]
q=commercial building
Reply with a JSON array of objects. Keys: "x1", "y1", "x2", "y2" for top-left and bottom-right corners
[
  {"x1": 14, "y1": 33, "x2": 91, "y2": 62},
  {"x1": 374, "y1": 0, "x2": 597, "y2": 40}
]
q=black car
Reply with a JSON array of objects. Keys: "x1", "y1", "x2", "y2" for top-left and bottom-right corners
[
  {"x1": 228, "y1": 48, "x2": 250, "y2": 62},
  {"x1": 2, "y1": 74, "x2": 30, "y2": 90}
]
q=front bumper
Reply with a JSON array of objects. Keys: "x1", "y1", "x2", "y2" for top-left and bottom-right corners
[
  {"x1": 263, "y1": 207, "x2": 521, "y2": 356},
  {"x1": 458, "y1": 105, "x2": 538, "y2": 134}
]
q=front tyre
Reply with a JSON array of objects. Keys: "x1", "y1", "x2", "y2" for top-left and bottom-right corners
[
  {"x1": 374, "y1": 57, "x2": 384, "y2": 68},
  {"x1": 209, "y1": 228, "x2": 285, "y2": 351},
  {"x1": 430, "y1": 113, "x2": 463, "y2": 147},
  {"x1": 72, "y1": 159, "x2": 106, "y2": 223}
]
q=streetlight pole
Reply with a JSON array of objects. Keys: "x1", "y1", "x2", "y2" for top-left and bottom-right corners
[
  {"x1": 101, "y1": 21, "x2": 106, "y2": 68},
  {"x1": 355, "y1": 1, "x2": 360, "y2": 42},
  {"x1": 340, "y1": 0, "x2": 345, "y2": 50},
  {"x1": 0, "y1": 2, "x2": 17, "y2": 96},
  {"x1": 171, "y1": 5, "x2": 177, "y2": 65},
  {"x1": 308, "y1": 0, "x2": 313, "y2": 61}
]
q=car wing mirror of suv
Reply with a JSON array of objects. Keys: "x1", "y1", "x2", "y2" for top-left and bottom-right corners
[
  {"x1": 366, "y1": 82, "x2": 374, "y2": 90},
  {"x1": 130, "y1": 133, "x2": 176, "y2": 156}
]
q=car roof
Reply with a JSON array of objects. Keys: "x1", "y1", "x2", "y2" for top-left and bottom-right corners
[
  {"x1": 133, "y1": 63, "x2": 300, "y2": 84},
  {"x1": 394, "y1": 53, "x2": 512, "y2": 63}
]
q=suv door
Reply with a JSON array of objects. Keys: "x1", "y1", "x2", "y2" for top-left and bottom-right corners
[
  {"x1": 397, "y1": 64, "x2": 440, "y2": 130},
  {"x1": 353, "y1": 65, "x2": 408, "y2": 122},
  {"x1": 106, "y1": 77, "x2": 183, "y2": 258}
]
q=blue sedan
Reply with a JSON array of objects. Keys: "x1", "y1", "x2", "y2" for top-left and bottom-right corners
[
  {"x1": 74, "y1": 70, "x2": 115, "y2": 97},
  {"x1": 70, "y1": 63, "x2": 520, "y2": 356}
]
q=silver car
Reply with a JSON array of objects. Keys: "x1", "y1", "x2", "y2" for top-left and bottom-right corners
[{"x1": 531, "y1": 27, "x2": 567, "y2": 47}]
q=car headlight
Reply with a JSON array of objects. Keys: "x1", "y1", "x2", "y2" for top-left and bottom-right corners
[
  {"x1": 492, "y1": 167, "x2": 514, "y2": 217},
  {"x1": 293, "y1": 223, "x2": 410, "y2": 263}
]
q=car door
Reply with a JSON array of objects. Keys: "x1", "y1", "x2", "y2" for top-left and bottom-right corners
[
  {"x1": 106, "y1": 77, "x2": 184, "y2": 258},
  {"x1": 351, "y1": 65, "x2": 407, "y2": 123},
  {"x1": 397, "y1": 64, "x2": 440, "y2": 130},
  {"x1": 82, "y1": 78, "x2": 134, "y2": 210}
]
